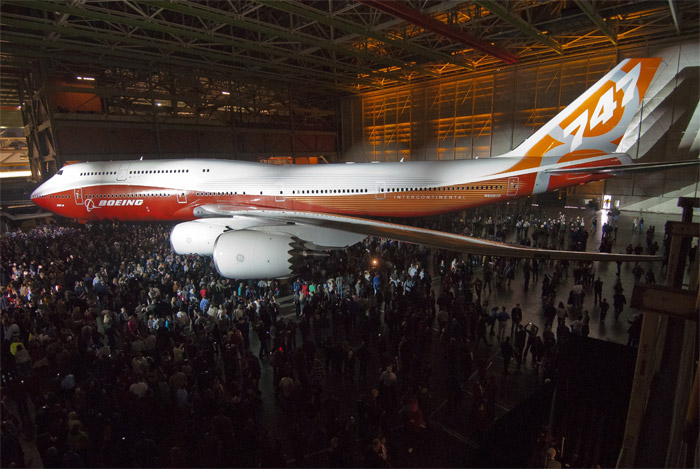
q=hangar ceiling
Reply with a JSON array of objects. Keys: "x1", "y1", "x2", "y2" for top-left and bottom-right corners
[{"x1": 1, "y1": 0, "x2": 698, "y2": 100}]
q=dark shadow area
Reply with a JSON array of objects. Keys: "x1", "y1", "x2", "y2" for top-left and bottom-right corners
[
  {"x1": 472, "y1": 336, "x2": 637, "y2": 468},
  {"x1": 549, "y1": 336, "x2": 637, "y2": 468},
  {"x1": 472, "y1": 381, "x2": 554, "y2": 468}
]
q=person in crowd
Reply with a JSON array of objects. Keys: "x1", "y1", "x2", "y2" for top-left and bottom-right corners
[
  {"x1": 556, "y1": 301, "x2": 568, "y2": 326},
  {"x1": 501, "y1": 336, "x2": 514, "y2": 375},
  {"x1": 546, "y1": 447, "x2": 562, "y2": 468},
  {"x1": 627, "y1": 314, "x2": 644, "y2": 348},
  {"x1": 523, "y1": 322, "x2": 539, "y2": 363},
  {"x1": 593, "y1": 277, "x2": 603, "y2": 305},
  {"x1": 600, "y1": 298, "x2": 610, "y2": 323},
  {"x1": 613, "y1": 290, "x2": 627, "y2": 320},
  {"x1": 496, "y1": 306, "x2": 509, "y2": 342},
  {"x1": 581, "y1": 310, "x2": 591, "y2": 337},
  {"x1": 510, "y1": 303, "x2": 522, "y2": 337}
]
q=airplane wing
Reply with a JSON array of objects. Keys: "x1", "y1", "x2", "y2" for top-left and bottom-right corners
[
  {"x1": 193, "y1": 204, "x2": 662, "y2": 263},
  {"x1": 545, "y1": 159, "x2": 699, "y2": 175}
]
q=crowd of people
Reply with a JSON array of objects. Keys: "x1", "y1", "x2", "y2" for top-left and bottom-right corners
[{"x1": 0, "y1": 204, "x2": 663, "y2": 468}]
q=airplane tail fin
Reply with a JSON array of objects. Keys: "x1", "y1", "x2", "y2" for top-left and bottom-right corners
[{"x1": 502, "y1": 58, "x2": 662, "y2": 162}]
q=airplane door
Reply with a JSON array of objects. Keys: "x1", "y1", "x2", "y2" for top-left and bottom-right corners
[
  {"x1": 275, "y1": 185, "x2": 285, "y2": 202},
  {"x1": 375, "y1": 182, "x2": 386, "y2": 200},
  {"x1": 117, "y1": 163, "x2": 130, "y2": 181},
  {"x1": 177, "y1": 191, "x2": 187, "y2": 204},
  {"x1": 507, "y1": 177, "x2": 519, "y2": 196},
  {"x1": 74, "y1": 188, "x2": 83, "y2": 205}
]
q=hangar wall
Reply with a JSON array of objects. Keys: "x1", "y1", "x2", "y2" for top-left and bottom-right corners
[
  {"x1": 340, "y1": 39, "x2": 699, "y2": 214},
  {"x1": 21, "y1": 69, "x2": 339, "y2": 180}
]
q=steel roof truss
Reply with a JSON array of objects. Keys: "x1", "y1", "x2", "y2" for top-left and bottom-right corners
[
  {"x1": 144, "y1": 0, "x2": 422, "y2": 78},
  {"x1": 573, "y1": 0, "x2": 618, "y2": 45},
  {"x1": 3, "y1": 0, "x2": 402, "y2": 88},
  {"x1": 253, "y1": 0, "x2": 470, "y2": 72},
  {"x1": 472, "y1": 0, "x2": 563, "y2": 55}
]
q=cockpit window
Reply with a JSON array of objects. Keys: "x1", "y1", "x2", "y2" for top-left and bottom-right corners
[{"x1": 57, "y1": 170, "x2": 63, "y2": 175}]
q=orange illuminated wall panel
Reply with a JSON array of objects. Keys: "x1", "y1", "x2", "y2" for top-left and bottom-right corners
[{"x1": 50, "y1": 80, "x2": 103, "y2": 113}]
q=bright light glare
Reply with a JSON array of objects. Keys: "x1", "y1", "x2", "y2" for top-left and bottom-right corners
[{"x1": 0, "y1": 170, "x2": 32, "y2": 178}]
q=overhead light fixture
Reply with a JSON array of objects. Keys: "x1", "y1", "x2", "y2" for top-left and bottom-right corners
[
  {"x1": 221, "y1": 91, "x2": 230, "y2": 95},
  {"x1": 77, "y1": 76, "x2": 95, "y2": 81},
  {"x1": 156, "y1": 103, "x2": 162, "y2": 106},
  {"x1": 0, "y1": 170, "x2": 32, "y2": 179}
]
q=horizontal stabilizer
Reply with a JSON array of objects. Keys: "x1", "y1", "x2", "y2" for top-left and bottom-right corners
[{"x1": 545, "y1": 159, "x2": 699, "y2": 175}]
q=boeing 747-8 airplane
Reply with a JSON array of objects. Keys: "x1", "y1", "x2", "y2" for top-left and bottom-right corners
[{"x1": 31, "y1": 58, "x2": 696, "y2": 278}]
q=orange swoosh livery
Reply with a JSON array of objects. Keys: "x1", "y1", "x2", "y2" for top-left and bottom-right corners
[{"x1": 31, "y1": 58, "x2": 695, "y2": 278}]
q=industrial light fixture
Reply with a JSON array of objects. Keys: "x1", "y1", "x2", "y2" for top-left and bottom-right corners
[{"x1": 0, "y1": 170, "x2": 32, "y2": 178}]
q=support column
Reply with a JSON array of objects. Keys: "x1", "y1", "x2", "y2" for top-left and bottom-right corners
[
  {"x1": 20, "y1": 61, "x2": 59, "y2": 181},
  {"x1": 616, "y1": 198, "x2": 699, "y2": 468}
]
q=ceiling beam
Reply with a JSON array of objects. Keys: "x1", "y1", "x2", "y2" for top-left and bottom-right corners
[
  {"x1": 573, "y1": 0, "x2": 618, "y2": 45},
  {"x1": 667, "y1": 0, "x2": 681, "y2": 35},
  {"x1": 1, "y1": 1, "x2": 395, "y2": 87},
  {"x1": 145, "y1": 0, "x2": 434, "y2": 78},
  {"x1": 252, "y1": 0, "x2": 471, "y2": 71},
  {"x1": 358, "y1": 0, "x2": 518, "y2": 65},
  {"x1": 2, "y1": 43, "x2": 312, "y2": 97},
  {"x1": 472, "y1": 0, "x2": 563, "y2": 55},
  {"x1": 0, "y1": 14, "x2": 393, "y2": 89},
  {"x1": 0, "y1": 38, "x2": 360, "y2": 95}
]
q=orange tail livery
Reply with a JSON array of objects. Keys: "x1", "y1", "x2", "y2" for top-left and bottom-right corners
[{"x1": 502, "y1": 58, "x2": 662, "y2": 162}]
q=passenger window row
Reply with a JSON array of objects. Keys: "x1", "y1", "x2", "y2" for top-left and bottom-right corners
[
  {"x1": 196, "y1": 191, "x2": 245, "y2": 196},
  {"x1": 81, "y1": 171, "x2": 116, "y2": 176},
  {"x1": 80, "y1": 169, "x2": 190, "y2": 176},
  {"x1": 194, "y1": 184, "x2": 504, "y2": 197},
  {"x1": 386, "y1": 185, "x2": 503, "y2": 192},
  {"x1": 85, "y1": 193, "x2": 171, "y2": 198},
  {"x1": 130, "y1": 169, "x2": 189, "y2": 174},
  {"x1": 292, "y1": 189, "x2": 368, "y2": 194}
]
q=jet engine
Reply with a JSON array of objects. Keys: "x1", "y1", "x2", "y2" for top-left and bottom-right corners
[
  {"x1": 171, "y1": 218, "x2": 364, "y2": 279},
  {"x1": 213, "y1": 230, "x2": 318, "y2": 279},
  {"x1": 170, "y1": 220, "x2": 228, "y2": 256},
  {"x1": 170, "y1": 218, "x2": 264, "y2": 256}
]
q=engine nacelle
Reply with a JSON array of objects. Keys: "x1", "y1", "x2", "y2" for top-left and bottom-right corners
[
  {"x1": 213, "y1": 231, "x2": 294, "y2": 279},
  {"x1": 170, "y1": 220, "x2": 229, "y2": 256},
  {"x1": 170, "y1": 218, "x2": 264, "y2": 256}
]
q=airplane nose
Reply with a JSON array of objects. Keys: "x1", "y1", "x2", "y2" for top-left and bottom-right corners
[{"x1": 31, "y1": 184, "x2": 47, "y2": 208}]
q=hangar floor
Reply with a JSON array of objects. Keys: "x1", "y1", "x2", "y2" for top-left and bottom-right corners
[{"x1": 247, "y1": 207, "x2": 695, "y2": 467}]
